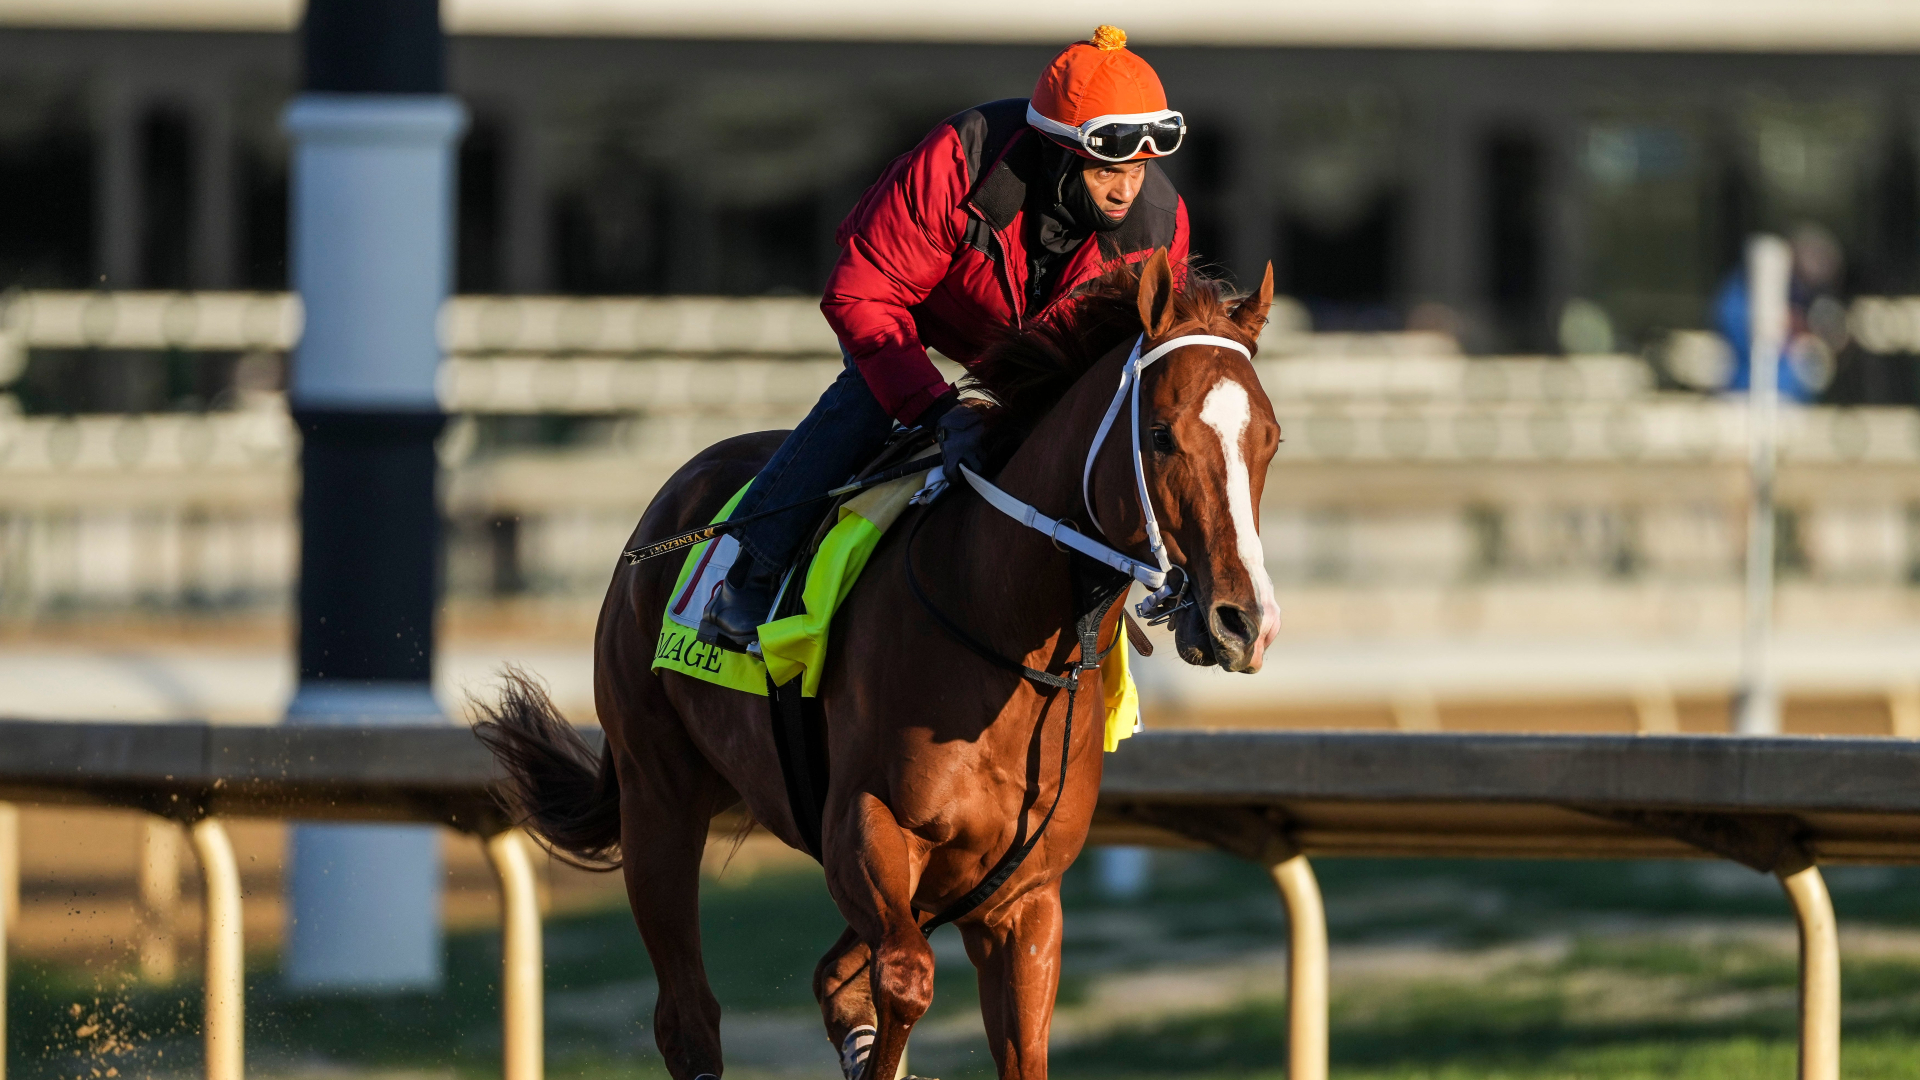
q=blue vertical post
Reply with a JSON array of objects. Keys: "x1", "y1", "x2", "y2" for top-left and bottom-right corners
[
  {"x1": 281, "y1": 0, "x2": 466, "y2": 990},
  {"x1": 1095, "y1": 846, "x2": 1152, "y2": 901}
]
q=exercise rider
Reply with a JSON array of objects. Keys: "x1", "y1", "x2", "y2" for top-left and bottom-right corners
[{"x1": 700, "y1": 25, "x2": 1192, "y2": 651}]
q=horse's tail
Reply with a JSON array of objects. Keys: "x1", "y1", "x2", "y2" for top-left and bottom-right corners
[{"x1": 472, "y1": 666, "x2": 623, "y2": 871}]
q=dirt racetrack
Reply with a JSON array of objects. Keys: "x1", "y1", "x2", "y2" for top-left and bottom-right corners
[{"x1": 11, "y1": 804, "x2": 810, "y2": 971}]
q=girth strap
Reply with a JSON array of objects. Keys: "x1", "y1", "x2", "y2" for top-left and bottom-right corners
[
  {"x1": 766, "y1": 543, "x2": 831, "y2": 861},
  {"x1": 758, "y1": 431, "x2": 944, "y2": 864},
  {"x1": 767, "y1": 676, "x2": 828, "y2": 859}
]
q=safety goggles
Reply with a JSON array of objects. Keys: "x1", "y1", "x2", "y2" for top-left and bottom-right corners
[{"x1": 1025, "y1": 102, "x2": 1186, "y2": 163}]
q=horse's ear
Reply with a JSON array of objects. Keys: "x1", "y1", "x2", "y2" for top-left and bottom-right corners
[
  {"x1": 1136, "y1": 248, "x2": 1177, "y2": 338},
  {"x1": 1231, "y1": 262, "x2": 1274, "y2": 340}
]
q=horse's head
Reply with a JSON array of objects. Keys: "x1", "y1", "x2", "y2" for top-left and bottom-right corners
[{"x1": 1086, "y1": 250, "x2": 1282, "y2": 672}]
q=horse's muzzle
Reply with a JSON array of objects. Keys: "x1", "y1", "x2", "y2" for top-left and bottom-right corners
[
  {"x1": 1171, "y1": 596, "x2": 1265, "y2": 673},
  {"x1": 1208, "y1": 601, "x2": 1263, "y2": 672}
]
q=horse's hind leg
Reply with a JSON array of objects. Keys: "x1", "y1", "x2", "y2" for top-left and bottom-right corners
[
  {"x1": 825, "y1": 793, "x2": 936, "y2": 1080},
  {"x1": 603, "y1": 673, "x2": 732, "y2": 1079},
  {"x1": 618, "y1": 778, "x2": 726, "y2": 1079},
  {"x1": 814, "y1": 928, "x2": 877, "y2": 1078}
]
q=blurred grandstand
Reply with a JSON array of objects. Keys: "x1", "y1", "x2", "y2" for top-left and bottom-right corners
[
  {"x1": 1, "y1": 0, "x2": 1918, "y2": 734},
  {"x1": 4, "y1": 289, "x2": 1918, "y2": 734}
]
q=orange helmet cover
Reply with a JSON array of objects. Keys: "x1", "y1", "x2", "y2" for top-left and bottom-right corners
[{"x1": 1031, "y1": 25, "x2": 1168, "y2": 131}]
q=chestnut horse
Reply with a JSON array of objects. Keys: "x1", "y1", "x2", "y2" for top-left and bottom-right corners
[{"x1": 476, "y1": 251, "x2": 1281, "y2": 1080}]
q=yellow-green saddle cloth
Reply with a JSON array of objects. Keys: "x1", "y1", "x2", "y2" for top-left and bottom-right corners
[{"x1": 650, "y1": 467, "x2": 1140, "y2": 752}]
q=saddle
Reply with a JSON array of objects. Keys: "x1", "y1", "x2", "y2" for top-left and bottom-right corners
[
  {"x1": 654, "y1": 427, "x2": 938, "y2": 679},
  {"x1": 649, "y1": 428, "x2": 941, "y2": 850},
  {"x1": 650, "y1": 425, "x2": 1140, "y2": 865}
]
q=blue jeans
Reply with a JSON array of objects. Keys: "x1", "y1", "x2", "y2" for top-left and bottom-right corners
[{"x1": 730, "y1": 351, "x2": 895, "y2": 575}]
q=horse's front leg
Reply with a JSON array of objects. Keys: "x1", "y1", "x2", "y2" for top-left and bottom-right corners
[
  {"x1": 825, "y1": 792, "x2": 936, "y2": 1080},
  {"x1": 960, "y1": 885, "x2": 1065, "y2": 1080}
]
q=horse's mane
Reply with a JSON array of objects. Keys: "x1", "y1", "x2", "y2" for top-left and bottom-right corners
[{"x1": 960, "y1": 260, "x2": 1251, "y2": 438}]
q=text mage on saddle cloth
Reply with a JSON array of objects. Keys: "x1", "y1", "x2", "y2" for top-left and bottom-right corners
[{"x1": 651, "y1": 471, "x2": 1141, "y2": 752}]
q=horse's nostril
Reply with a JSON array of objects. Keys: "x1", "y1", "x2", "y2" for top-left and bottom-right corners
[{"x1": 1213, "y1": 603, "x2": 1254, "y2": 645}]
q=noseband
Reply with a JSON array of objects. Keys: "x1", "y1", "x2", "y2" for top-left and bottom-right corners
[{"x1": 947, "y1": 331, "x2": 1253, "y2": 624}]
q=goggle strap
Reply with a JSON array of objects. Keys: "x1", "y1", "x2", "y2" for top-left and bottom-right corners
[{"x1": 1026, "y1": 102, "x2": 1184, "y2": 161}]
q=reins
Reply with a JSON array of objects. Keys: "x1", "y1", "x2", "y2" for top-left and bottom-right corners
[
  {"x1": 903, "y1": 509, "x2": 1120, "y2": 692},
  {"x1": 905, "y1": 506, "x2": 1127, "y2": 934},
  {"x1": 921, "y1": 332, "x2": 1253, "y2": 625},
  {"x1": 903, "y1": 331, "x2": 1247, "y2": 931}
]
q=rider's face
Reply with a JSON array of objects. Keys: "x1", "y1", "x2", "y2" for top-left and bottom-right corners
[{"x1": 1081, "y1": 161, "x2": 1148, "y2": 222}]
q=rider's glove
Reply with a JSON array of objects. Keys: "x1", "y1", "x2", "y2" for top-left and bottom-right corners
[{"x1": 930, "y1": 392, "x2": 991, "y2": 480}]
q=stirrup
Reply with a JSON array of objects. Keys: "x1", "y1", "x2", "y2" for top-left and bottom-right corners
[{"x1": 697, "y1": 569, "x2": 778, "y2": 654}]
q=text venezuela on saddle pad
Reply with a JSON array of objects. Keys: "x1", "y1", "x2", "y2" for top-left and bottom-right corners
[{"x1": 650, "y1": 468, "x2": 1141, "y2": 752}]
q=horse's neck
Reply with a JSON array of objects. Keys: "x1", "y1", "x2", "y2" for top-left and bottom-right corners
[
  {"x1": 991, "y1": 343, "x2": 1131, "y2": 529},
  {"x1": 936, "y1": 344, "x2": 1134, "y2": 646}
]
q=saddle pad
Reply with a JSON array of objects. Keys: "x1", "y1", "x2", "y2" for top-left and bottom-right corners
[
  {"x1": 650, "y1": 464, "x2": 1140, "y2": 752},
  {"x1": 649, "y1": 485, "x2": 768, "y2": 696}
]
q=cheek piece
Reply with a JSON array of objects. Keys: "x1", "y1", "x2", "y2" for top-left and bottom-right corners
[{"x1": 916, "y1": 333, "x2": 1253, "y2": 626}]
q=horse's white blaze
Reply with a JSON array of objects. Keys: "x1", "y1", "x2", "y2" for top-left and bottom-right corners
[{"x1": 1198, "y1": 378, "x2": 1281, "y2": 657}]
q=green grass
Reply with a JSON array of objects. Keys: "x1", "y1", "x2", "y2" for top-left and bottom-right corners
[
  {"x1": 1054, "y1": 956, "x2": 1920, "y2": 1080},
  {"x1": 1043, "y1": 856, "x2": 1920, "y2": 1080},
  {"x1": 15, "y1": 854, "x2": 1920, "y2": 1080},
  {"x1": 1062, "y1": 1037, "x2": 1920, "y2": 1080}
]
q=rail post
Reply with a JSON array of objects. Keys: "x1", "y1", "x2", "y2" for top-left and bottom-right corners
[
  {"x1": 189, "y1": 818, "x2": 244, "y2": 1080},
  {"x1": 1266, "y1": 849, "x2": 1328, "y2": 1080},
  {"x1": 0, "y1": 803, "x2": 11, "y2": 1080},
  {"x1": 1736, "y1": 233, "x2": 1791, "y2": 735},
  {"x1": 1779, "y1": 865, "x2": 1839, "y2": 1080},
  {"x1": 139, "y1": 817, "x2": 181, "y2": 982},
  {"x1": 485, "y1": 830, "x2": 543, "y2": 1080},
  {"x1": 0, "y1": 802, "x2": 17, "y2": 933}
]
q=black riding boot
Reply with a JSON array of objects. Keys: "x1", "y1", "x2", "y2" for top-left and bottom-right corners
[
  {"x1": 696, "y1": 351, "x2": 896, "y2": 652},
  {"x1": 698, "y1": 553, "x2": 780, "y2": 652}
]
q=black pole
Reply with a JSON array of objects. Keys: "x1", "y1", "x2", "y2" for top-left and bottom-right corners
[
  {"x1": 303, "y1": 0, "x2": 444, "y2": 94},
  {"x1": 294, "y1": 412, "x2": 442, "y2": 686},
  {"x1": 293, "y1": 0, "x2": 445, "y2": 693},
  {"x1": 283, "y1": 0, "x2": 464, "y2": 990}
]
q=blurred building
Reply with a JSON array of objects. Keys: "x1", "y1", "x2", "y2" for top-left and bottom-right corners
[
  {"x1": 3, "y1": 2, "x2": 1920, "y2": 395},
  {"x1": 5, "y1": 1, "x2": 1920, "y2": 735}
]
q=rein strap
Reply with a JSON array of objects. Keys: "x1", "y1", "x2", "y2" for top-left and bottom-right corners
[
  {"x1": 903, "y1": 332, "x2": 1253, "y2": 929},
  {"x1": 955, "y1": 464, "x2": 1166, "y2": 590},
  {"x1": 939, "y1": 332, "x2": 1255, "y2": 615},
  {"x1": 905, "y1": 524, "x2": 1128, "y2": 935}
]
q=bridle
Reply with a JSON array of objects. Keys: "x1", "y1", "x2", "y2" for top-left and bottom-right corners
[{"x1": 942, "y1": 331, "x2": 1254, "y2": 624}]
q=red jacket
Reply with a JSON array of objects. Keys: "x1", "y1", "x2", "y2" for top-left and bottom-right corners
[{"x1": 822, "y1": 98, "x2": 1191, "y2": 423}]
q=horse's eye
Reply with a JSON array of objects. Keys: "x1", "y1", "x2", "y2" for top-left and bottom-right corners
[{"x1": 1150, "y1": 426, "x2": 1175, "y2": 454}]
